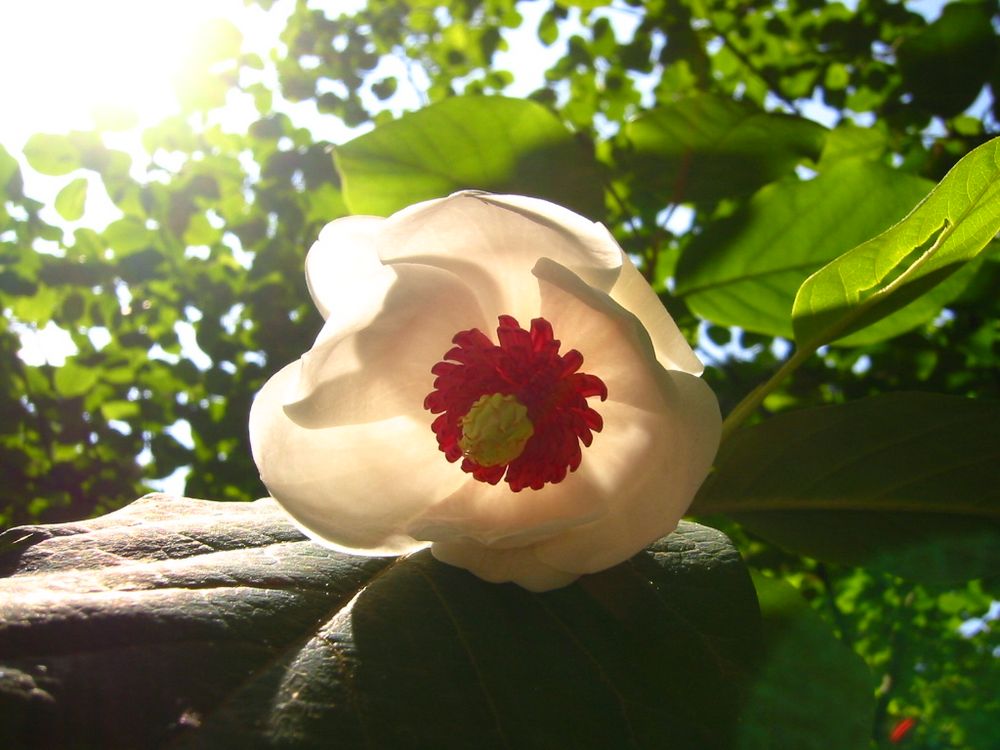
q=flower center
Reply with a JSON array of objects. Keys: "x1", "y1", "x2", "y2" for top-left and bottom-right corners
[
  {"x1": 424, "y1": 315, "x2": 607, "y2": 492},
  {"x1": 459, "y1": 393, "x2": 535, "y2": 467}
]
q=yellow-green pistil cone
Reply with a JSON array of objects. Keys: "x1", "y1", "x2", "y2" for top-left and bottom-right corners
[{"x1": 458, "y1": 393, "x2": 535, "y2": 467}]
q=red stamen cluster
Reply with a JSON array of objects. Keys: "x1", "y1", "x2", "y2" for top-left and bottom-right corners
[{"x1": 424, "y1": 315, "x2": 607, "y2": 491}]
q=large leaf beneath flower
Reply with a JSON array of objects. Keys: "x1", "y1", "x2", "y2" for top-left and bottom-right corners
[
  {"x1": 334, "y1": 96, "x2": 604, "y2": 219},
  {"x1": 693, "y1": 393, "x2": 1000, "y2": 584},
  {"x1": 738, "y1": 573, "x2": 873, "y2": 750},
  {"x1": 0, "y1": 494, "x2": 761, "y2": 749},
  {"x1": 622, "y1": 94, "x2": 826, "y2": 205},
  {"x1": 674, "y1": 160, "x2": 931, "y2": 339},
  {"x1": 793, "y1": 136, "x2": 1000, "y2": 348}
]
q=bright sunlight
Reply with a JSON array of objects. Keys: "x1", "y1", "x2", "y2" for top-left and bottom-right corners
[{"x1": 0, "y1": 0, "x2": 276, "y2": 145}]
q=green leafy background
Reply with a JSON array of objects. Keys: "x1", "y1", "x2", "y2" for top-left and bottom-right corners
[{"x1": 1, "y1": 1, "x2": 998, "y2": 748}]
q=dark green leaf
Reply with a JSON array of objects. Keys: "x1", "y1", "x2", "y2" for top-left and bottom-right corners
[
  {"x1": 897, "y1": 2, "x2": 998, "y2": 117},
  {"x1": 738, "y1": 573, "x2": 873, "y2": 750},
  {"x1": 0, "y1": 494, "x2": 761, "y2": 749},
  {"x1": 623, "y1": 94, "x2": 826, "y2": 204},
  {"x1": 334, "y1": 96, "x2": 605, "y2": 218},
  {"x1": 695, "y1": 393, "x2": 1000, "y2": 584},
  {"x1": 793, "y1": 137, "x2": 1000, "y2": 347},
  {"x1": 675, "y1": 160, "x2": 930, "y2": 338}
]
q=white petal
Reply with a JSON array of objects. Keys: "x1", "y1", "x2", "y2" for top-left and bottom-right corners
[
  {"x1": 285, "y1": 263, "x2": 487, "y2": 427},
  {"x1": 305, "y1": 215, "x2": 393, "y2": 323},
  {"x1": 249, "y1": 362, "x2": 467, "y2": 554},
  {"x1": 407, "y1": 469, "x2": 607, "y2": 548},
  {"x1": 609, "y1": 251, "x2": 705, "y2": 375},
  {"x1": 529, "y1": 259, "x2": 721, "y2": 573},
  {"x1": 430, "y1": 539, "x2": 580, "y2": 592},
  {"x1": 535, "y1": 372, "x2": 720, "y2": 574},
  {"x1": 374, "y1": 192, "x2": 623, "y2": 323},
  {"x1": 534, "y1": 257, "x2": 676, "y2": 413}
]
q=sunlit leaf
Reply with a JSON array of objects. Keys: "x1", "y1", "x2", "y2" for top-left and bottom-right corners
[
  {"x1": 738, "y1": 573, "x2": 873, "y2": 750},
  {"x1": 817, "y1": 123, "x2": 887, "y2": 167},
  {"x1": 334, "y1": 96, "x2": 605, "y2": 218},
  {"x1": 0, "y1": 144, "x2": 19, "y2": 194},
  {"x1": 53, "y1": 361, "x2": 98, "y2": 398},
  {"x1": 22, "y1": 133, "x2": 80, "y2": 176},
  {"x1": 675, "y1": 160, "x2": 930, "y2": 338},
  {"x1": 103, "y1": 216, "x2": 154, "y2": 257},
  {"x1": 694, "y1": 393, "x2": 1000, "y2": 584},
  {"x1": 793, "y1": 136, "x2": 1000, "y2": 347},
  {"x1": 54, "y1": 177, "x2": 88, "y2": 221},
  {"x1": 10, "y1": 287, "x2": 60, "y2": 326},
  {"x1": 99, "y1": 400, "x2": 140, "y2": 421},
  {"x1": 0, "y1": 495, "x2": 761, "y2": 749},
  {"x1": 622, "y1": 94, "x2": 826, "y2": 204}
]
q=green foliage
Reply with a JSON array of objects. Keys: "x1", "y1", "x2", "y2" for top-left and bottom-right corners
[
  {"x1": 0, "y1": 495, "x2": 759, "y2": 749},
  {"x1": 335, "y1": 96, "x2": 604, "y2": 217},
  {"x1": 897, "y1": 1, "x2": 998, "y2": 118},
  {"x1": 675, "y1": 160, "x2": 932, "y2": 339},
  {"x1": 2, "y1": 0, "x2": 999, "y2": 746},
  {"x1": 697, "y1": 393, "x2": 1000, "y2": 583},
  {"x1": 53, "y1": 177, "x2": 88, "y2": 221},
  {"x1": 740, "y1": 573, "x2": 874, "y2": 749},
  {"x1": 622, "y1": 94, "x2": 827, "y2": 205},
  {"x1": 794, "y1": 137, "x2": 1000, "y2": 347}
]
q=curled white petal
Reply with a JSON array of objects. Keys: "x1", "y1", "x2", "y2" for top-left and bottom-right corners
[
  {"x1": 373, "y1": 192, "x2": 623, "y2": 323},
  {"x1": 250, "y1": 362, "x2": 466, "y2": 554},
  {"x1": 287, "y1": 263, "x2": 486, "y2": 427},
  {"x1": 531, "y1": 258, "x2": 720, "y2": 574},
  {"x1": 609, "y1": 251, "x2": 705, "y2": 375},
  {"x1": 305, "y1": 215, "x2": 394, "y2": 324},
  {"x1": 536, "y1": 373, "x2": 720, "y2": 575}
]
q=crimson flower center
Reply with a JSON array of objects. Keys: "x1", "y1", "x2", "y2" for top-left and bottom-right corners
[{"x1": 423, "y1": 315, "x2": 607, "y2": 492}]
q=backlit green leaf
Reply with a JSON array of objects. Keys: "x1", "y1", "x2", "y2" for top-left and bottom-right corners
[
  {"x1": 103, "y1": 216, "x2": 154, "y2": 256},
  {"x1": 53, "y1": 361, "x2": 98, "y2": 398},
  {"x1": 694, "y1": 393, "x2": 1000, "y2": 584},
  {"x1": 623, "y1": 94, "x2": 826, "y2": 204},
  {"x1": 0, "y1": 144, "x2": 19, "y2": 194},
  {"x1": 675, "y1": 160, "x2": 930, "y2": 338},
  {"x1": 99, "y1": 400, "x2": 141, "y2": 421},
  {"x1": 54, "y1": 177, "x2": 88, "y2": 221},
  {"x1": 793, "y1": 136, "x2": 1000, "y2": 347},
  {"x1": 0, "y1": 495, "x2": 761, "y2": 749},
  {"x1": 334, "y1": 96, "x2": 605, "y2": 218},
  {"x1": 23, "y1": 133, "x2": 80, "y2": 176}
]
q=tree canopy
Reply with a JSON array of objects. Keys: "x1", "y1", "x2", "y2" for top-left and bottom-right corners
[{"x1": 1, "y1": 1, "x2": 998, "y2": 747}]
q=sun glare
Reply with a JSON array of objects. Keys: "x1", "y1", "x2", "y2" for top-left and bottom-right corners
[{"x1": 0, "y1": 0, "x2": 271, "y2": 144}]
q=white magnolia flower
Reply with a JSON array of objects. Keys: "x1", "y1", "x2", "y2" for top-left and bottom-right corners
[{"x1": 249, "y1": 192, "x2": 721, "y2": 591}]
